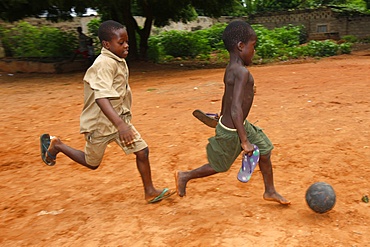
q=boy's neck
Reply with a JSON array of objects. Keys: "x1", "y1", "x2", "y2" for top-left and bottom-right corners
[{"x1": 228, "y1": 53, "x2": 246, "y2": 66}]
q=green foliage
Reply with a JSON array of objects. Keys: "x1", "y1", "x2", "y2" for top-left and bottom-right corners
[
  {"x1": 87, "y1": 18, "x2": 101, "y2": 37},
  {"x1": 1, "y1": 21, "x2": 76, "y2": 58},
  {"x1": 0, "y1": 0, "x2": 240, "y2": 60},
  {"x1": 298, "y1": 25, "x2": 309, "y2": 44},
  {"x1": 194, "y1": 23, "x2": 227, "y2": 50},
  {"x1": 255, "y1": 0, "x2": 301, "y2": 12},
  {"x1": 218, "y1": 0, "x2": 249, "y2": 16},
  {"x1": 160, "y1": 30, "x2": 210, "y2": 58},
  {"x1": 338, "y1": 42, "x2": 353, "y2": 54},
  {"x1": 0, "y1": 0, "x2": 364, "y2": 61},
  {"x1": 253, "y1": 25, "x2": 353, "y2": 60},
  {"x1": 147, "y1": 35, "x2": 165, "y2": 63},
  {"x1": 255, "y1": 38, "x2": 279, "y2": 58},
  {"x1": 295, "y1": 40, "x2": 351, "y2": 57},
  {"x1": 1, "y1": 21, "x2": 354, "y2": 64},
  {"x1": 253, "y1": 24, "x2": 304, "y2": 58},
  {"x1": 87, "y1": 18, "x2": 102, "y2": 53},
  {"x1": 149, "y1": 23, "x2": 227, "y2": 61},
  {"x1": 341, "y1": 35, "x2": 358, "y2": 43},
  {"x1": 359, "y1": 36, "x2": 370, "y2": 42},
  {"x1": 307, "y1": 40, "x2": 339, "y2": 57},
  {"x1": 147, "y1": 23, "x2": 353, "y2": 64}
]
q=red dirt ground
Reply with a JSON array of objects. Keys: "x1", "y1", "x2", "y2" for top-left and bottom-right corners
[{"x1": 0, "y1": 51, "x2": 369, "y2": 246}]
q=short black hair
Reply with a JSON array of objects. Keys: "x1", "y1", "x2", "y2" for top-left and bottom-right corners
[
  {"x1": 222, "y1": 20, "x2": 256, "y2": 52},
  {"x1": 98, "y1": 20, "x2": 126, "y2": 43}
]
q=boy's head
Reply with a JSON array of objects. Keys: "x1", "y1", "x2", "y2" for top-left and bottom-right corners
[
  {"x1": 98, "y1": 20, "x2": 129, "y2": 59},
  {"x1": 222, "y1": 20, "x2": 256, "y2": 52},
  {"x1": 98, "y1": 20, "x2": 125, "y2": 43}
]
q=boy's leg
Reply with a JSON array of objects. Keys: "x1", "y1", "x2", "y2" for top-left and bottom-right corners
[
  {"x1": 245, "y1": 122, "x2": 290, "y2": 204},
  {"x1": 134, "y1": 147, "x2": 175, "y2": 202},
  {"x1": 44, "y1": 136, "x2": 97, "y2": 169},
  {"x1": 259, "y1": 152, "x2": 290, "y2": 204},
  {"x1": 175, "y1": 164, "x2": 217, "y2": 197}
]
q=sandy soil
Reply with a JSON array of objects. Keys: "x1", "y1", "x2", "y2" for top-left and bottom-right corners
[{"x1": 0, "y1": 51, "x2": 369, "y2": 246}]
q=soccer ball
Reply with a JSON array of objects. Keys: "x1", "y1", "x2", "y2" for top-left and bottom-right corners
[{"x1": 305, "y1": 182, "x2": 336, "y2": 214}]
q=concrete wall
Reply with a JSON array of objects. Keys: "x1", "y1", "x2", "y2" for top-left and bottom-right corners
[
  {"x1": 247, "y1": 7, "x2": 370, "y2": 40},
  {"x1": 135, "y1": 16, "x2": 216, "y2": 34}
]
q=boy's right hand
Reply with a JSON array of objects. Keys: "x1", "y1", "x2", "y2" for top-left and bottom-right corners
[{"x1": 117, "y1": 122, "x2": 135, "y2": 145}]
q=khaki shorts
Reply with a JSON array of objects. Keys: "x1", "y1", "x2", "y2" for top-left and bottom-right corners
[
  {"x1": 84, "y1": 123, "x2": 147, "y2": 167},
  {"x1": 206, "y1": 119, "x2": 273, "y2": 172}
]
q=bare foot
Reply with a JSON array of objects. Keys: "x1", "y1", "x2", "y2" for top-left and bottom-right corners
[
  {"x1": 263, "y1": 191, "x2": 291, "y2": 205},
  {"x1": 175, "y1": 171, "x2": 187, "y2": 197}
]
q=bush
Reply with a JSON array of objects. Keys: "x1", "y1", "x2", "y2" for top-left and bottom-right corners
[
  {"x1": 87, "y1": 18, "x2": 102, "y2": 53},
  {"x1": 2, "y1": 21, "x2": 353, "y2": 63},
  {"x1": 269, "y1": 25, "x2": 301, "y2": 47},
  {"x1": 256, "y1": 39, "x2": 279, "y2": 58},
  {"x1": 194, "y1": 23, "x2": 227, "y2": 50},
  {"x1": 160, "y1": 30, "x2": 210, "y2": 58},
  {"x1": 341, "y1": 35, "x2": 357, "y2": 43},
  {"x1": 359, "y1": 36, "x2": 370, "y2": 43},
  {"x1": 253, "y1": 24, "x2": 305, "y2": 59},
  {"x1": 306, "y1": 40, "x2": 339, "y2": 57},
  {"x1": 147, "y1": 22, "x2": 353, "y2": 63},
  {"x1": 339, "y1": 42, "x2": 352, "y2": 54},
  {"x1": 1, "y1": 21, "x2": 76, "y2": 59},
  {"x1": 147, "y1": 35, "x2": 165, "y2": 63},
  {"x1": 295, "y1": 40, "x2": 350, "y2": 57},
  {"x1": 297, "y1": 25, "x2": 308, "y2": 44}
]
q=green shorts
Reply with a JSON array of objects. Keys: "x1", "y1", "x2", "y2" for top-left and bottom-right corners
[
  {"x1": 206, "y1": 119, "x2": 273, "y2": 173},
  {"x1": 84, "y1": 116, "x2": 147, "y2": 167}
]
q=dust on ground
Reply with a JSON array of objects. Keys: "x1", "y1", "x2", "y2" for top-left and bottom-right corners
[{"x1": 0, "y1": 51, "x2": 369, "y2": 246}]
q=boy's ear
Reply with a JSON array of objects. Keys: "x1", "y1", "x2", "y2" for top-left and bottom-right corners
[
  {"x1": 102, "y1": 40, "x2": 109, "y2": 49},
  {"x1": 237, "y1": 41, "x2": 244, "y2": 51}
]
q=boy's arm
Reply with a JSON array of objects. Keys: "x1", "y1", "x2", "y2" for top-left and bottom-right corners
[
  {"x1": 231, "y1": 68, "x2": 254, "y2": 155},
  {"x1": 96, "y1": 98, "x2": 135, "y2": 144},
  {"x1": 220, "y1": 92, "x2": 225, "y2": 117}
]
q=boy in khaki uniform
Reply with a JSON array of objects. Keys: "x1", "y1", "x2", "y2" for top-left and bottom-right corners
[{"x1": 40, "y1": 20, "x2": 174, "y2": 203}]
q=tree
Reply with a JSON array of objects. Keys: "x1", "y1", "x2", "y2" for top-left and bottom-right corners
[
  {"x1": 0, "y1": 0, "x2": 240, "y2": 60},
  {"x1": 93, "y1": 0, "x2": 241, "y2": 60},
  {"x1": 254, "y1": 0, "x2": 301, "y2": 12},
  {"x1": 0, "y1": 0, "x2": 90, "y2": 22},
  {"x1": 298, "y1": 0, "x2": 369, "y2": 9}
]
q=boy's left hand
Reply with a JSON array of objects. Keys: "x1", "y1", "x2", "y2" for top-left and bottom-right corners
[
  {"x1": 117, "y1": 123, "x2": 135, "y2": 145},
  {"x1": 241, "y1": 141, "x2": 255, "y2": 156}
]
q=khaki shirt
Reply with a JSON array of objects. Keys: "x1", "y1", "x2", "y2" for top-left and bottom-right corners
[{"x1": 80, "y1": 47, "x2": 132, "y2": 135}]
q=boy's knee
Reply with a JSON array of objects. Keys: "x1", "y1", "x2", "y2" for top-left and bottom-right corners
[
  {"x1": 134, "y1": 147, "x2": 149, "y2": 159},
  {"x1": 260, "y1": 151, "x2": 271, "y2": 159},
  {"x1": 217, "y1": 167, "x2": 230, "y2": 173},
  {"x1": 211, "y1": 163, "x2": 231, "y2": 173},
  {"x1": 87, "y1": 164, "x2": 100, "y2": 170},
  {"x1": 85, "y1": 156, "x2": 102, "y2": 169}
]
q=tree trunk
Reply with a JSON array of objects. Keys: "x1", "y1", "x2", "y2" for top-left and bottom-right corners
[
  {"x1": 137, "y1": 1, "x2": 154, "y2": 60},
  {"x1": 119, "y1": 0, "x2": 139, "y2": 60},
  {"x1": 366, "y1": 0, "x2": 370, "y2": 10}
]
